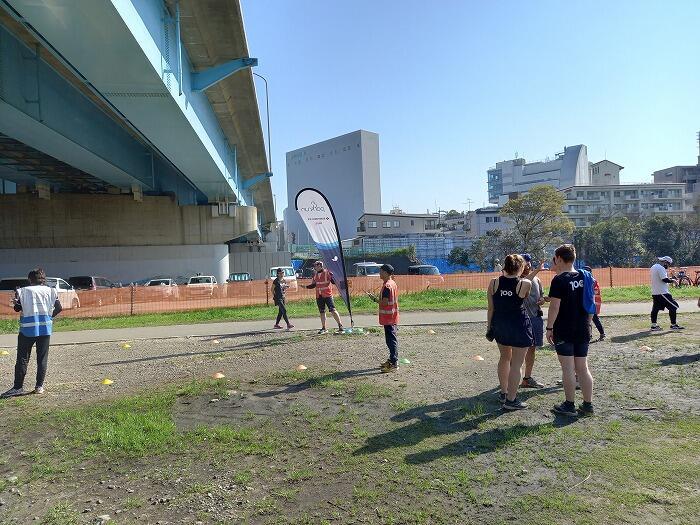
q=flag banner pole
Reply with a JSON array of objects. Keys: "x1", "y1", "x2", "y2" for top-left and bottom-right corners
[{"x1": 295, "y1": 188, "x2": 353, "y2": 327}]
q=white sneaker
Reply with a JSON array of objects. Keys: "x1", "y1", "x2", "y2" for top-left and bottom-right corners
[
  {"x1": 1, "y1": 387, "x2": 24, "y2": 398},
  {"x1": 650, "y1": 324, "x2": 662, "y2": 331},
  {"x1": 34, "y1": 386, "x2": 45, "y2": 395},
  {"x1": 317, "y1": 328, "x2": 328, "y2": 335}
]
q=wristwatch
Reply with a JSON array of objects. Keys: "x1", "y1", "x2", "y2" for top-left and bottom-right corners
[{"x1": 546, "y1": 327, "x2": 553, "y2": 331}]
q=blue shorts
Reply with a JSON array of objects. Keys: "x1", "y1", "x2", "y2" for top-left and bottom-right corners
[
  {"x1": 316, "y1": 296, "x2": 336, "y2": 312},
  {"x1": 530, "y1": 316, "x2": 544, "y2": 347},
  {"x1": 554, "y1": 341, "x2": 589, "y2": 358}
]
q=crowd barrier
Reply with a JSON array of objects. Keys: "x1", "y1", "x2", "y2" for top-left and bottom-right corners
[{"x1": 1, "y1": 266, "x2": 698, "y2": 320}]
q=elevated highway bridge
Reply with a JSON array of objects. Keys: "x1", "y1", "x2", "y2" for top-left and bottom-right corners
[{"x1": 0, "y1": 0, "x2": 275, "y2": 283}]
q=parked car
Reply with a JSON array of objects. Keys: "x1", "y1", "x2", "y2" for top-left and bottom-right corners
[
  {"x1": 0, "y1": 277, "x2": 80, "y2": 309},
  {"x1": 407, "y1": 265, "x2": 444, "y2": 287},
  {"x1": 351, "y1": 262, "x2": 381, "y2": 277},
  {"x1": 227, "y1": 272, "x2": 252, "y2": 282},
  {"x1": 185, "y1": 275, "x2": 220, "y2": 298},
  {"x1": 68, "y1": 276, "x2": 120, "y2": 290},
  {"x1": 68, "y1": 276, "x2": 120, "y2": 306},
  {"x1": 270, "y1": 266, "x2": 298, "y2": 291},
  {"x1": 145, "y1": 278, "x2": 179, "y2": 299},
  {"x1": 46, "y1": 277, "x2": 81, "y2": 309}
]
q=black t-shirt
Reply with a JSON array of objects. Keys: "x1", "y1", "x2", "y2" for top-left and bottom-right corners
[{"x1": 549, "y1": 271, "x2": 590, "y2": 343}]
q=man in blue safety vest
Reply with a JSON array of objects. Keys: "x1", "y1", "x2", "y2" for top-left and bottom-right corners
[{"x1": 1, "y1": 268, "x2": 63, "y2": 398}]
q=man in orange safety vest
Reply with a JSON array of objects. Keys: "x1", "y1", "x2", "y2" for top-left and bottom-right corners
[
  {"x1": 306, "y1": 260, "x2": 344, "y2": 334},
  {"x1": 368, "y1": 264, "x2": 400, "y2": 373}
]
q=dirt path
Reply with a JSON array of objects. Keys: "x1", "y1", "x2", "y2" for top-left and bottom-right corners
[{"x1": 0, "y1": 315, "x2": 698, "y2": 524}]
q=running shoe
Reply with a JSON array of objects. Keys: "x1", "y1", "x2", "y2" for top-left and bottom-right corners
[
  {"x1": 317, "y1": 328, "x2": 328, "y2": 335},
  {"x1": 650, "y1": 324, "x2": 662, "y2": 331},
  {"x1": 503, "y1": 398, "x2": 528, "y2": 411},
  {"x1": 286, "y1": 324, "x2": 294, "y2": 331},
  {"x1": 499, "y1": 392, "x2": 507, "y2": 403},
  {"x1": 273, "y1": 324, "x2": 283, "y2": 329},
  {"x1": 577, "y1": 402, "x2": 594, "y2": 416},
  {"x1": 379, "y1": 359, "x2": 392, "y2": 370},
  {"x1": 380, "y1": 362, "x2": 399, "y2": 373},
  {"x1": 598, "y1": 334, "x2": 606, "y2": 341},
  {"x1": 34, "y1": 386, "x2": 44, "y2": 395},
  {"x1": 336, "y1": 327, "x2": 345, "y2": 334},
  {"x1": 520, "y1": 377, "x2": 545, "y2": 388},
  {"x1": 670, "y1": 324, "x2": 685, "y2": 331},
  {"x1": 551, "y1": 402, "x2": 577, "y2": 417},
  {"x1": 0, "y1": 387, "x2": 23, "y2": 399}
]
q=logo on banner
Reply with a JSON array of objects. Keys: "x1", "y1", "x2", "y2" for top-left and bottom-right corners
[{"x1": 299, "y1": 201, "x2": 326, "y2": 213}]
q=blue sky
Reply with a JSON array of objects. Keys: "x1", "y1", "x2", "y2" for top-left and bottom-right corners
[{"x1": 243, "y1": 0, "x2": 700, "y2": 215}]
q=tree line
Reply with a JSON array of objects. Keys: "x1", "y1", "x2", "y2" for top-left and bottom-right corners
[{"x1": 448, "y1": 185, "x2": 700, "y2": 269}]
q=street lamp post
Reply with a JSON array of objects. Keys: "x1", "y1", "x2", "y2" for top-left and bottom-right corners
[{"x1": 253, "y1": 72, "x2": 272, "y2": 172}]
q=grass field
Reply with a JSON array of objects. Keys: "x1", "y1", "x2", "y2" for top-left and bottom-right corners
[
  {"x1": 0, "y1": 285, "x2": 698, "y2": 335},
  {"x1": 0, "y1": 317, "x2": 698, "y2": 524}
]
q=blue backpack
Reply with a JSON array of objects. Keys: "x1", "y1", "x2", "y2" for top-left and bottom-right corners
[{"x1": 580, "y1": 269, "x2": 597, "y2": 315}]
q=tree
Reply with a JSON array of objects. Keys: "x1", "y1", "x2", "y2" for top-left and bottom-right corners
[
  {"x1": 447, "y1": 247, "x2": 469, "y2": 266},
  {"x1": 580, "y1": 217, "x2": 642, "y2": 267},
  {"x1": 500, "y1": 185, "x2": 574, "y2": 260},
  {"x1": 640, "y1": 216, "x2": 682, "y2": 264},
  {"x1": 468, "y1": 230, "x2": 520, "y2": 270},
  {"x1": 445, "y1": 209, "x2": 463, "y2": 219}
]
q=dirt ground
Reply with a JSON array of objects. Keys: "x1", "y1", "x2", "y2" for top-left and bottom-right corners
[{"x1": 0, "y1": 314, "x2": 698, "y2": 525}]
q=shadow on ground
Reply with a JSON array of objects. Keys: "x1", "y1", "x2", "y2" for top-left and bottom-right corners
[
  {"x1": 254, "y1": 368, "x2": 382, "y2": 398},
  {"x1": 610, "y1": 331, "x2": 671, "y2": 344},
  {"x1": 353, "y1": 386, "x2": 574, "y2": 464},
  {"x1": 92, "y1": 333, "x2": 305, "y2": 366},
  {"x1": 659, "y1": 353, "x2": 700, "y2": 366}
]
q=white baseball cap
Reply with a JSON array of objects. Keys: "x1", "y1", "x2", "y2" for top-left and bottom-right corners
[{"x1": 657, "y1": 256, "x2": 673, "y2": 264}]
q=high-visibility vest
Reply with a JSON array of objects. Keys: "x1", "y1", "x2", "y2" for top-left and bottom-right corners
[
  {"x1": 18, "y1": 285, "x2": 58, "y2": 337},
  {"x1": 378, "y1": 279, "x2": 399, "y2": 326},
  {"x1": 593, "y1": 280, "x2": 602, "y2": 315},
  {"x1": 313, "y1": 269, "x2": 333, "y2": 298}
]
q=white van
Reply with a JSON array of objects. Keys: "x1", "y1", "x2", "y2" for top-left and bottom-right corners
[
  {"x1": 352, "y1": 262, "x2": 381, "y2": 277},
  {"x1": 270, "y1": 266, "x2": 298, "y2": 291}
]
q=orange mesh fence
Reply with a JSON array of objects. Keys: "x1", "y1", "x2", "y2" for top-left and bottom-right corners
[{"x1": 1, "y1": 266, "x2": 698, "y2": 320}]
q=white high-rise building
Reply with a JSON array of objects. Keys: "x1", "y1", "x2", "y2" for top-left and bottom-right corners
[
  {"x1": 285, "y1": 130, "x2": 381, "y2": 242},
  {"x1": 487, "y1": 145, "x2": 589, "y2": 204}
]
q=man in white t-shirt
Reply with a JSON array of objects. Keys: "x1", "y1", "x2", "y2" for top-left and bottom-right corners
[
  {"x1": 1, "y1": 268, "x2": 62, "y2": 398},
  {"x1": 650, "y1": 256, "x2": 683, "y2": 331}
]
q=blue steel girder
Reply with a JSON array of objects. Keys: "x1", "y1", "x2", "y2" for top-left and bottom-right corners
[
  {"x1": 191, "y1": 58, "x2": 258, "y2": 93},
  {"x1": 241, "y1": 172, "x2": 272, "y2": 191}
]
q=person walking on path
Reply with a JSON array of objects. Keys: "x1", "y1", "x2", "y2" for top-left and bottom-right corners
[
  {"x1": 486, "y1": 254, "x2": 534, "y2": 410},
  {"x1": 367, "y1": 264, "x2": 400, "y2": 373},
  {"x1": 583, "y1": 265, "x2": 605, "y2": 340},
  {"x1": 272, "y1": 268, "x2": 294, "y2": 331},
  {"x1": 1, "y1": 268, "x2": 62, "y2": 398},
  {"x1": 519, "y1": 254, "x2": 547, "y2": 389},
  {"x1": 547, "y1": 244, "x2": 594, "y2": 417},
  {"x1": 649, "y1": 256, "x2": 684, "y2": 331},
  {"x1": 305, "y1": 260, "x2": 344, "y2": 334}
]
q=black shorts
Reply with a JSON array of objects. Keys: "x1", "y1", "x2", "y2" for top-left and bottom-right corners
[
  {"x1": 652, "y1": 294, "x2": 678, "y2": 311},
  {"x1": 316, "y1": 296, "x2": 336, "y2": 312},
  {"x1": 554, "y1": 341, "x2": 589, "y2": 358}
]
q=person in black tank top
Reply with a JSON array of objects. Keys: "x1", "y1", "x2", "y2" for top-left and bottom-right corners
[{"x1": 487, "y1": 254, "x2": 534, "y2": 411}]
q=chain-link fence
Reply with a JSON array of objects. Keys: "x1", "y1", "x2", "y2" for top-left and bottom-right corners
[{"x1": 1, "y1": 266, "x2": 698, "y2": 320}]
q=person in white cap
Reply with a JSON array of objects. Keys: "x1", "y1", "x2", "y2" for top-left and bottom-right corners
[{"x1": 650, "y1": 256, "x2": 683, "y2": 331}]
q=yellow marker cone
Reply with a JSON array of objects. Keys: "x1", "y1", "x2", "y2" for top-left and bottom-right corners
[
  {"x1": 120, "y1": 343, "x2": 131, "y2": 349},
  {"x1": 472, "y1": 355, "x2": 485, "y2": 361},
  {"x1": 212, "y1": 372, "x2": 226, "y2": 379},
  {"x1": 101, "y1": 378, "x2": 113, "y2": 385},
  {"x1": 295, "y1": 364, "x2": 307, "y2": 371},
  {"x1": 0, "y1": 350, "x2": 9, "y2": 356},
  {"x1": 428, "y1": 329, "x2": 436, "y2": 335}
]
